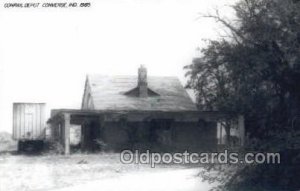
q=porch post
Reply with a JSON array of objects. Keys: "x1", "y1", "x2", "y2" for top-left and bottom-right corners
[
  {"x1": 238, "y1": 115, "x2": 245, "y2": 146},
  {"x1": 81, "y1": 119, "x2": 91, "y2": 152},
  {"x1": 64, "y1": 113, "x2": 71, "y2": 155}
]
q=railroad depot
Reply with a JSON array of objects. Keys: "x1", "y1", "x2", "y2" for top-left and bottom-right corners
[{"x1": 13, "y1": 66, "x2": 245, "y2": 154}]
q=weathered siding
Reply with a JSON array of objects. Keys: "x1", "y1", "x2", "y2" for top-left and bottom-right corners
[
  {"x1": 81, "y1": 79, "x2": 94, "y2": 110},
  {"x1": 96, "y1": 120, "x2": 217, "y2": 152},
  {"x1": 13, "y1": 103, "x2": 46, "y2": 140},
  {"x1": 172, "y1": 121, "x2": 217, "y2": 151}
]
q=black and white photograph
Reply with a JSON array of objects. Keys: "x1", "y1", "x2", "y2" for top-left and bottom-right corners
[{"x1": 0, "y1": 0, "x2": 299, "y2": 190}]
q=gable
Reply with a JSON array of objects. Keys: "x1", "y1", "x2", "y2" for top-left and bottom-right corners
[{"x1": 81, "y1": 78, "x2": 95, "y2": 110}]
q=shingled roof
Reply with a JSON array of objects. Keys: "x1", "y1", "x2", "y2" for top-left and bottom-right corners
[{"x1": 84, "y1": 74, "x2": 197, "y2": 112}]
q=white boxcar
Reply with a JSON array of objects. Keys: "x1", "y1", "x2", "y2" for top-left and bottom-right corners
[{"x1": 13, "y1": 103, "x2": 46, "y2": 141}]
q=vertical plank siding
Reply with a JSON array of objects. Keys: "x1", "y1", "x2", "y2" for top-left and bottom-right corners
[{"x1": 12, "y1": 103, "x2": 46, "y2": 140}]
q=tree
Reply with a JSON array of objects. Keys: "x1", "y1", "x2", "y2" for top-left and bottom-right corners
[
  {"x1": 186, "y1": 0, "x2": 300, "y2": 139},
  {"x1": 185, "y1": 0, "x2": 300, "y2": 190}
]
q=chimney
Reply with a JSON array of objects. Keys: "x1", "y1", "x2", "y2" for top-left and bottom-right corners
[{"x1": 138, "y1": 65, "x2": 148, "y2": 97}]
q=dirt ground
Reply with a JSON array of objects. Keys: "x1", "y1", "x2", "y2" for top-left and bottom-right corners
[{"x1": 0, "y1": 153, "x2": 217, "y2": 191}]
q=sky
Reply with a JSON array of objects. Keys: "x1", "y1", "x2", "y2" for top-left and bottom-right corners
[{"x1": 0, "y1": 0, "x2": 237, "y2": 133}]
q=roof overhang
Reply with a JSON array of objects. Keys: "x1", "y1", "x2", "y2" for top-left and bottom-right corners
[{"x1": 47, "y1": 109, "x2": 236, "y2": 125}]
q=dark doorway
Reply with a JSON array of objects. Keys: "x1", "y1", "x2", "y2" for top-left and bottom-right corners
[
  {"x1": 149, "y1": 119, "x2": 172, "y2": 145},
  {"x1": 81, "y1": 119, "x2": 101, "y2": 152}
]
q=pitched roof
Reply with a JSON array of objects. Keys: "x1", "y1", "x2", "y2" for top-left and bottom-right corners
[{"x1": 86, "y1": 75, "x2": 197, "y2": 111}]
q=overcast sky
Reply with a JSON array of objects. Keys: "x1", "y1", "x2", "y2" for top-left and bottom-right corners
[{"x1": 0, "y1": 0, "x2": 237, "y2": 133}]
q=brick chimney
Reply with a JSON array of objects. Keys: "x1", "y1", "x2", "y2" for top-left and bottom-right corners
[{"x1": 138, "y1": 65, "x2": 148, "y2": 97}]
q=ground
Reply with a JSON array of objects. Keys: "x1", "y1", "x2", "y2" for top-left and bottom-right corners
[
  {"x1": 0, "y1": 153, "x2": 217, "y2": 191},
  {"x1": 0, "y1": 132, "x2": 17, "y2": 152}
]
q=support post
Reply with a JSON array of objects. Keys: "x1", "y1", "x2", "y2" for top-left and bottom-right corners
[
  {"x1": 98, "y1": 115, "x2": 105, "y2": 139},
  {"x1": 238, "y1": 115, "x2": 245, "y2": 146},
  {"x1": 81, "y1": 119, "x2": 91, "y2": 152},
  {"x1": 64, "y1": 113, "x2": 71, "y2": 155}
]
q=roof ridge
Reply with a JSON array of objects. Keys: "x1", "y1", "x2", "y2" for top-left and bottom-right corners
[{"x1": 87, "y1": 74, "x2": 179, "y2": 78}]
